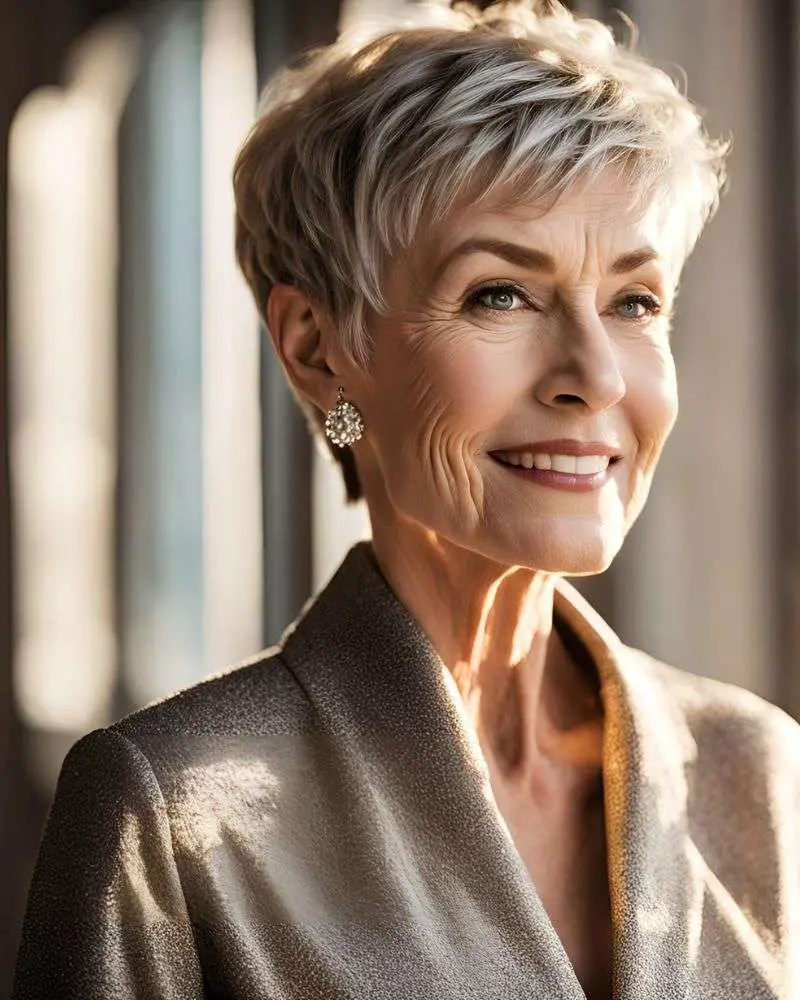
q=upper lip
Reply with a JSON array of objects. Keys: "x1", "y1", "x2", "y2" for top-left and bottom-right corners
[{"x1": 491, "y1": 439, "x2": 622, "y2": 458}]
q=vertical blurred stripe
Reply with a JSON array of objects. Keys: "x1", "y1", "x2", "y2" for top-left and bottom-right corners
[
  {"x1": 118, "y1": 3, "x2": 205, "y2": 708},
  {"x1": 613, "y1": 0, "x2": 779, "y2": 700},
  {"x1": 200, "y1": 0, "x2": 264, "y2": 671},
  {"x1": 7, "y1": 23, "x2": 138, "y2": 741}
]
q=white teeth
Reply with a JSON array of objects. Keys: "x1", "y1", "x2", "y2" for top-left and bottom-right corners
[
  {"x1": 550, "y1": 454, "x2": 577, "y2": 473},
  {"x1": 575, "y1": 455, "x2": 609, "y2": 474},
  {"x1": 496, "y1": 452, "x2": 612, "y2": 474}
]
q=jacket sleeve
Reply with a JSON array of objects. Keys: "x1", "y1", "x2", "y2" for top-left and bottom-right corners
[{"x1": 12, "y1": 726, "x2": 205, "y2": 1000}]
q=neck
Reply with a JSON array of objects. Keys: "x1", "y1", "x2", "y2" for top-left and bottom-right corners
[{"x1": 367, "y1": 514, "x2": 604, "y2": 800}]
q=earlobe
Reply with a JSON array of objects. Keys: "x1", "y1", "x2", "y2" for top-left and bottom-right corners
[{"x1": 266, "y1": 283, "x2": 335, "y2": 411}]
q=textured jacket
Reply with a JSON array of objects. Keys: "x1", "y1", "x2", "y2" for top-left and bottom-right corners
[{"x1": 11, "y1": 540, "x2": 800, "y2": 999}]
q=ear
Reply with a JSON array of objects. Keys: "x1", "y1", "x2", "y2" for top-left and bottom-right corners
[{"x1": 265, "y1": 283, "x2": 340, "y2": 415}]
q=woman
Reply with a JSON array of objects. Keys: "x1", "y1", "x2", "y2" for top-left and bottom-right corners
[{"x1": 13, "y1": 2, "x2": 800, "y2": 999}]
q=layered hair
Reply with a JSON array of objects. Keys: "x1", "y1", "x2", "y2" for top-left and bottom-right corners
[{"x1": 233, "y1": 0, "x2": 729, "y2": 502}]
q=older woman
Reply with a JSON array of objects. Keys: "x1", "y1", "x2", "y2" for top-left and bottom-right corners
[{"x1": 12, "y1": 2, "x2": 800, "y2": 999}]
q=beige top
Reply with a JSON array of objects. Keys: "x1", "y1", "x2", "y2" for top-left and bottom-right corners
[{"x1": 12, "y1": 540, "x2": 800, "y2": 999}]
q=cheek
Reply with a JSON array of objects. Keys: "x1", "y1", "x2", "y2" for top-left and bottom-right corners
[
  {"x1": 398, "y1": 327, "x2": 528, "y2": 430},
  {"x1": 370, "y1": 324, "x2": 518, "y2": 437},
  {"x1": 364, "y1": 327, "x2": 525, "y2": 512},
  {"x1": 625, "y1": 345, "x2": 679, "y2": 466}
]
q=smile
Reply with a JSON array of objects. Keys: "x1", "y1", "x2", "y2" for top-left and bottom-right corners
[
  {"x1": 489, "y1": 451, "x2": 622, "y2": 492},
  {"x1": 492, "y1": 451, "x2": 618, "y2": 474}
]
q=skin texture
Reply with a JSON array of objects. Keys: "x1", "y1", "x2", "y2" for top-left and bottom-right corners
[
  {"x1": 269, "y1": 170, "x2": 684, "y2": 788},
  {"x1": 268, "y1": 169, "x2": 688, "y2": 998}
]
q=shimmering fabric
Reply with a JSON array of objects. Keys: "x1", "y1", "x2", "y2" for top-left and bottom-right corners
[{"x1": 12, "y1": 541, "x2": 800, "y2": 999}]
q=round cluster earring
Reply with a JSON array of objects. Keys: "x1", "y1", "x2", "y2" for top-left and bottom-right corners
[{"x1": 324, "y1": 385, "x2": 365, "y2": 448}]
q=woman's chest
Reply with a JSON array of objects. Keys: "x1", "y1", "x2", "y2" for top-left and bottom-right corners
[{"x1": 497, "y1": 786, "x2": 615, "y2": 1000}]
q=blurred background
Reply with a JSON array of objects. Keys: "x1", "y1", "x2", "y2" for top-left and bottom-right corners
[{"x1": 0, "y1": 0, "x2": 798, "y2": 989}]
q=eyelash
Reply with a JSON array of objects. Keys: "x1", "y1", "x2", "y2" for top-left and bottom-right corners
[{"x1": 464, "y1": 282, "x2": 662, "y2": 322}]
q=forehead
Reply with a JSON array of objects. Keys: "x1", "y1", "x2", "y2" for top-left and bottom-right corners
[{"x1": 412, "y1": 170, "x2": 687, "y2": 282}]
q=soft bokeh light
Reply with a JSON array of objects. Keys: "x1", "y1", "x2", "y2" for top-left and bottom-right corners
[
  {"x1": 8, "y1": 23, "x2": 139, "y2": 732},
  {"x1": 201, "y1": 0, "x2": 264, "y2": 670}
]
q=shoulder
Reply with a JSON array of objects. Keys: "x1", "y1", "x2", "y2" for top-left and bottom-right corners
[
  {"x1": 621, "y1": 643, "x2": 800, "y2": 776},
  {"x1": 104, "y1": 648, "x2": 316, "y2": 788},
  {"x1": 114, "y1": 647, "x2": 308, "y2": 736},
  {"x1": 47, "y1": 650, "x2": 323, "y2": 864}
]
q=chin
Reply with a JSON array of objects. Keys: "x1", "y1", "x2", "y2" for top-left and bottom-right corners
[{"x1": 491, "y1": 520, "x2": 623, "y2": 576}]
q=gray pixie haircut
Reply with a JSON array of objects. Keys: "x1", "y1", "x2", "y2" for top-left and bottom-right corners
[{"x1": 234, "y1": 0, "x2": 729, "y2": 503}]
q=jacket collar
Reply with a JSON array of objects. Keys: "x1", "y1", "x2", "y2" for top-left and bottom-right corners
[
  {"x1": 279, "y1": 541, "x2": 707, "y2": 998},
  {"x1": 553, "y1": 574, "x2": 706, "y2": 995}
]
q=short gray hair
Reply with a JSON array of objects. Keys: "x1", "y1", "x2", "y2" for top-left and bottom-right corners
[{"x1": 234, "y1": 0, "x2": 729, "y2": 502}]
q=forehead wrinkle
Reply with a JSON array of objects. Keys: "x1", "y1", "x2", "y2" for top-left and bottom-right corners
[
  {"x1": 551, "y1": 216, "x2": 667, "y2": 287},
  {"x1": 495, "y1": 185, "x2": 676, "y2": 271},
  {"x1": 393, "y1": 186, "x2": 682, "y2": 317}
]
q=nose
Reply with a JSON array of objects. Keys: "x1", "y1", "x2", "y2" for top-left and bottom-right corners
[{"x1": 533, "y1": 309, "x2": 626, "y2": 412}]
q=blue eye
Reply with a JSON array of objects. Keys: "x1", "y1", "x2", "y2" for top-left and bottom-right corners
[
  {"x1": 614, "y1": 293, "x2": 661, "y2": 321},
  {"x1": 466, "y1": 283, "x2": 529, "y2": 313},
  {"x1": 464, "y1": 285, "x2": 662, "y2": 321}
]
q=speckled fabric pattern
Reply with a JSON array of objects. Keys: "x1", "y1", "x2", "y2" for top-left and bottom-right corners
[{"x1": 12, "y1": 541, "x2": 800, "y2": 999}]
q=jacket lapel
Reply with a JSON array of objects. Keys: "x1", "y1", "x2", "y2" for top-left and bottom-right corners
[
  {"x1": 554, "y1": 578, "x2": 783, "y2": 999},
  {"x1": 279, "y1": 541, "x2": 767, "y2": 999},
  {"x1": 553, "y1": 577, "x2": 706, "y2": 998},
  {"x1": 281, "y1": 542, "x2": 583, "y2": 997}
]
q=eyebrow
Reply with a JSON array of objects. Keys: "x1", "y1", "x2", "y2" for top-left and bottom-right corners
[
  {"x1": 429, "y1": 237, "x2": 662, "y2": 284},
  {"x1": 610, "y1": 247, "x2": 661, "y2": 274}
]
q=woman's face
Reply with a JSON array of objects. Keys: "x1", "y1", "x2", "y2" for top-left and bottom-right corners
[{"x1": 343, "y1": 172, "x2": 684, "y2": 575}]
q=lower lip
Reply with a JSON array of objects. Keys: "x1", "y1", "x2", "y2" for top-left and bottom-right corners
[{"x1": 490, "y1": 455, "x2": 619, "y2": 492}]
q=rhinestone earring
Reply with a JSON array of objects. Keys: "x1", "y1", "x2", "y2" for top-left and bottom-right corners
[{"x1": 324, "y1": 385, "x2": 365, "y2": 447}]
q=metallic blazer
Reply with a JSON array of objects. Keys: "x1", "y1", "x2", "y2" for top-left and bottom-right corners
[{"x1": 12, "y1": 541, "x2": 800, "y2": 999}]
